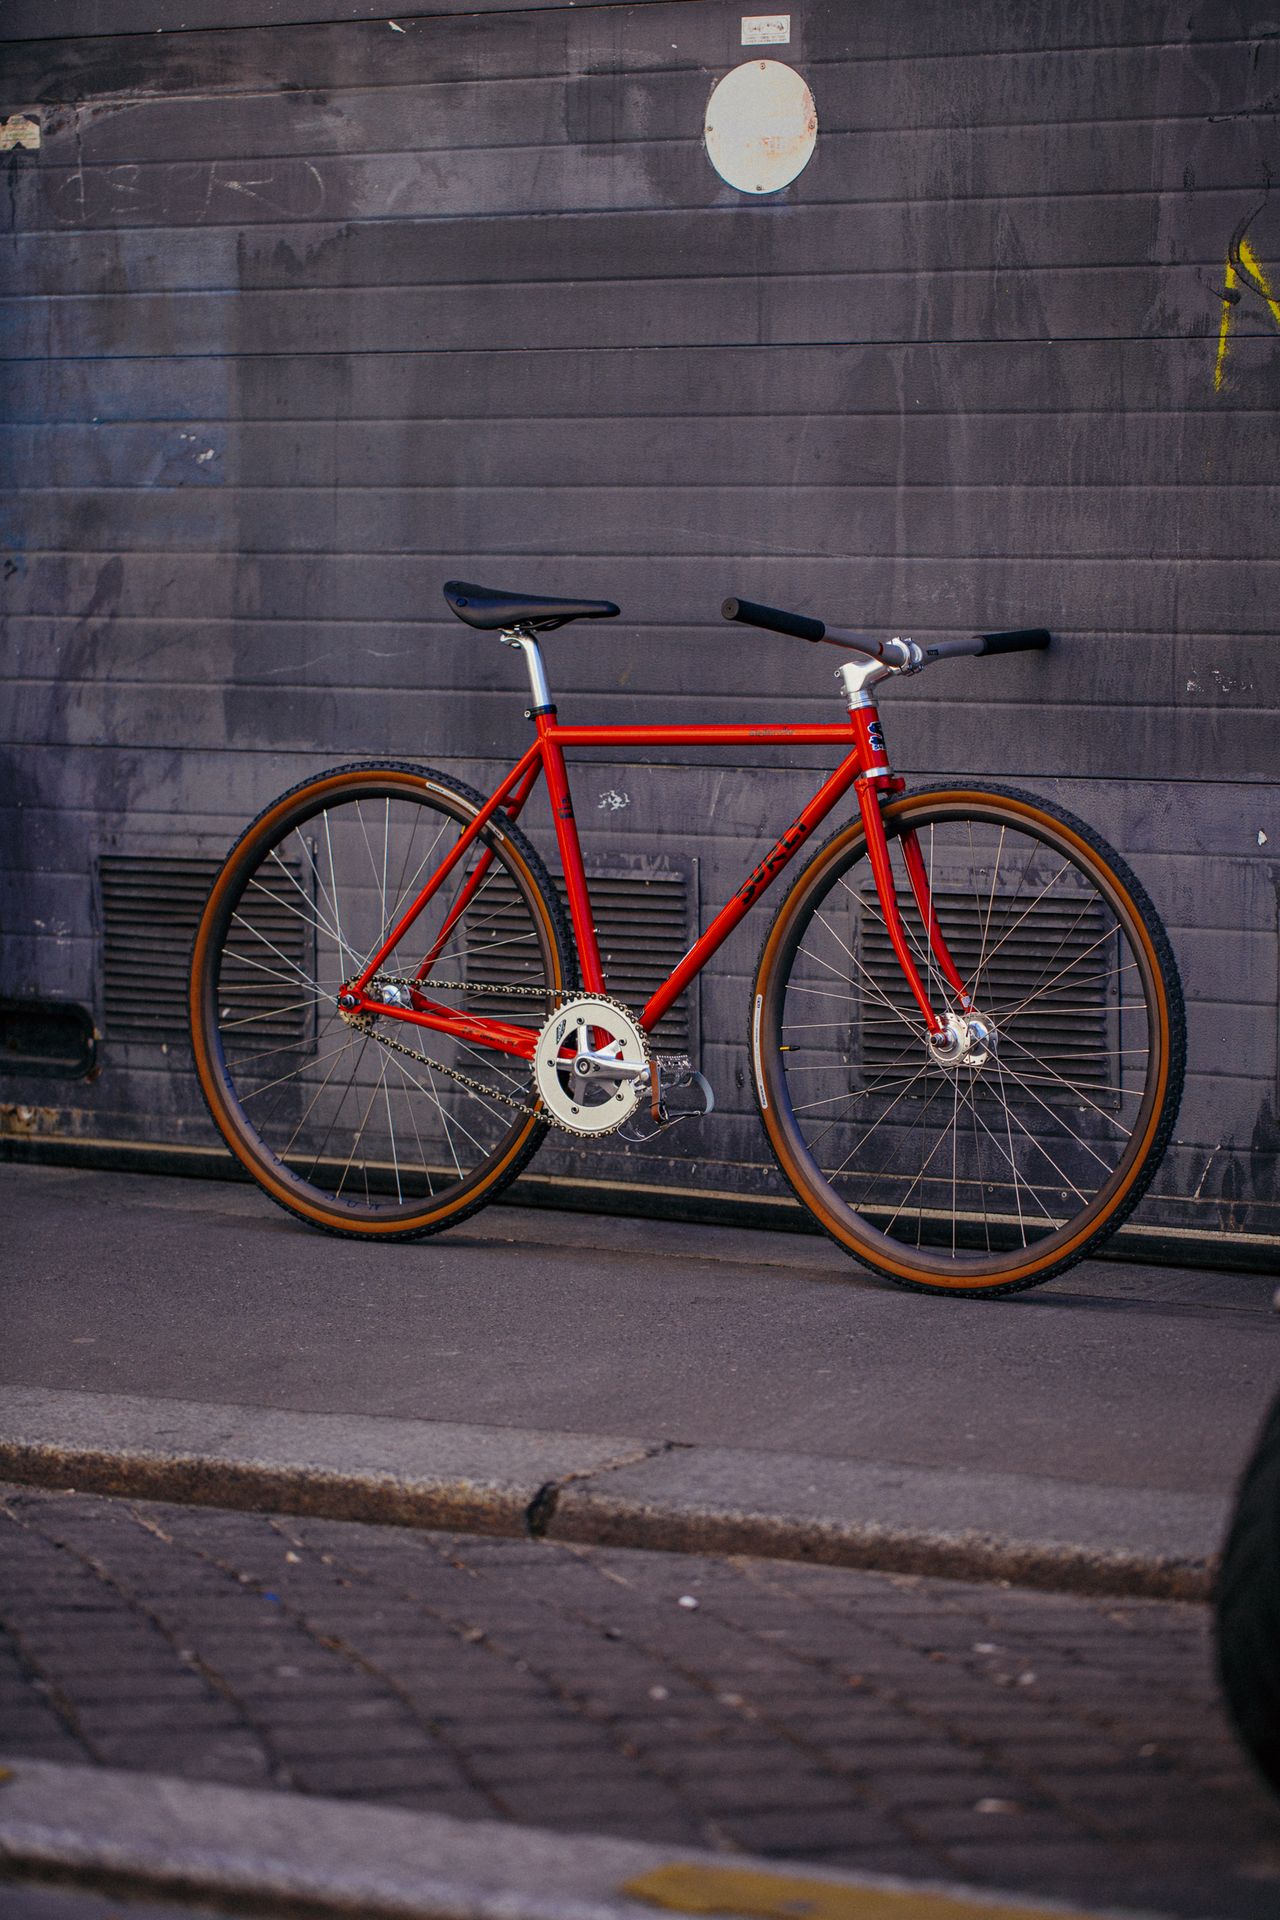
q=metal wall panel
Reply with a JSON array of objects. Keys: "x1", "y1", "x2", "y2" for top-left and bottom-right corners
[{"x1": 1, "y1": 0, "x2": 1276, "y2": 1251}]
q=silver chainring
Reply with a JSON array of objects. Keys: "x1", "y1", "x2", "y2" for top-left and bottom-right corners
[{"x1": 532, "y1": 994, "x2": 649, "y2": 1136}]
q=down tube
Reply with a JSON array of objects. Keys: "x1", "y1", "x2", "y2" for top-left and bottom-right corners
[{"x1": 640, "y1": 745, "x2": 867, "y2": 1032}]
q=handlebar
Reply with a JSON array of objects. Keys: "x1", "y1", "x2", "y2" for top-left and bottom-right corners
[
  {"x1": 721, "y1": 597, "x2": 1051, "y2": 663},
  {"x1": 975, "y1": 628, "x2": 1051, "y2": 654},
  {"x1": 721, "y1": 596, "x2": 829, "y2": 643}
]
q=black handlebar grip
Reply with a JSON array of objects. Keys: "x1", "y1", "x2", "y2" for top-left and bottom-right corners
[
  {"x1": 722, "y1": 596, "x2": 827, "y2": 643},
  {"x1": 977, "y1": 628, "x2": 1052, "y2": 655}
]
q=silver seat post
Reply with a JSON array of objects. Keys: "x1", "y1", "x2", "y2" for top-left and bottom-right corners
[{"x1": 499, "y1": 626, "x2": 553, "y2": 711}]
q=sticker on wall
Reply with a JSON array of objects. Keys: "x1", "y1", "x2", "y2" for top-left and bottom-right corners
[
  {"x1": 742, "y1": 14, "x2": 790, "y2": 43},
  {"x1": 0, "y1": 114, "x2": 40, "y2": 151},
  {"x1": 704, "y1": 60, "x2": 816, "y2": 195}
]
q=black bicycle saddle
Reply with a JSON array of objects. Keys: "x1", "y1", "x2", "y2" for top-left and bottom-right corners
[{"x1": 444, "y1": 580, "x2": 621, "y2": 632}]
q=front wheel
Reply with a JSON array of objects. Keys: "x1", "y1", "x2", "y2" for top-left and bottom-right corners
[
  {"x1": 190, "y1": 762, "x2": 574, "y2": 1240},
  {"x1": 751, "y1": 784, "x2": 1184, "y2": 1295}
]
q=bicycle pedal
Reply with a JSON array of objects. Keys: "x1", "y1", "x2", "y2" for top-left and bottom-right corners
[{"x1": 657, "y1": 1067, "x2": 716, "y2": 1119}]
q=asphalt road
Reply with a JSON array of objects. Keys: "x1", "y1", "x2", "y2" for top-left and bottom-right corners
[{"x1": 3, "y1": 1163, "x2": 1276, "y2": 1499}]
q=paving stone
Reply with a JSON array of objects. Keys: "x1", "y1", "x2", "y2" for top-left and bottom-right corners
[
  {"x1": 1, "y1": 1481, "x2": 1275, "y2": 1920},
  {"x1": 805, "y1": 1846, "x2": 945, "y2": 1876},
  {"x1": 908, "y1": 1804, "x2": 1097, "y2": 1844},
  {"x1": 687, "y1": 1774, "x2": 866, "y2": 1815},
  {"x1": 0, "y1": 1733, "x2": 88, "y2": 1762},
  {"x1": 450, "y1": 1718, "x2": 616, "y2": 1752},
  {"x1": 722, "y1": 1807, "x2": 908, "y2": 1850},
  {"x1": 866, "y1": 1770, "x2": 1032, "y2": 1807},
  {"x1": 638, "y1": 1744, "x2": 816, "y2": 1779},
  {"x1": 368, "y1": 1784, "x2": 503, "y2": 1818},
  {"x1": 496, "y1": 1781, "x2": 691, "y2": 1822},
  {"x1": 938, "y1": 1838, "x2": 1160, "y2": 1888},
  {"x1": 471, "y1": 1754, "x2": 651, "y2": 1793},
  {"x1": 91, "y1": 1734, "x2": 271, "y2": 1779},
  {"x1": 269, "y1": 1721, "x2": 451, "y2": 1757},
  {"x1": 292, "y1": 1753, "x2": 471, "y2": 1793},
  {"x1": 216, "y1": 1694, "x2": 405, "y2": 1727}
]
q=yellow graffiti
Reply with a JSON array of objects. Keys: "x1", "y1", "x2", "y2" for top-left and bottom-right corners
[{"x1": 1214, "y1": 235, "x2": 1280, "y2": 390}]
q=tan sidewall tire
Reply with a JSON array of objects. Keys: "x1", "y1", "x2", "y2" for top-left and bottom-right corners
[
  {"x1": 751, "y1": 786, "x2": 1183, "y2": 1295},
  {"x1": 190, "y1": 764, "x2": 571, "y2": 1240}
]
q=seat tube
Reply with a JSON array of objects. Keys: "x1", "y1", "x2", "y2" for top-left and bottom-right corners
[
  {"x1": 536, "y1": 713, "x2": 606, "y2": 994},
  {"x1": 499, "y1": 624, "x2": 605, "y2": 994}
]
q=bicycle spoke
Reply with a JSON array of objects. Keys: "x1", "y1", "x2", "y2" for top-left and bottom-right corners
[
  {"x1": 761, "y1": 790, "x2": 1178, "y2": 1289},
  {"x1": 245, "y1": 871, "x2": 341, "y2": 951},
  {"x1": 997, "y1": 1029, "x2": 1142, "y2": 1119},
  {"x1": 799, "y1": 926, "x2": 922, "y2": 1039},
  {"x1": 380, "y1": 1055, "x2": 403, "y2": 1204},
  {"x1": 200, "y1": 774, "x2": 562, "y2": 1232}
]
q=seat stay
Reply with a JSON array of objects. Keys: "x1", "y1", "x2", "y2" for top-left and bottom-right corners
[
  {"x1": 411, "y1": 756, "x2": 544, "y2": 988},
  {"x1": 352, "y1": 741, "x2": 542, "y2": 995}
]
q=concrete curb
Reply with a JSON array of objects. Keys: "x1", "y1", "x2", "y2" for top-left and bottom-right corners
[
  {"x1": 0, "y1": 1755, "x2": 1155, "y2": 1920},
  {"x1": 0, "y1": 1387, "x2": 1225, "y2": 1600}
]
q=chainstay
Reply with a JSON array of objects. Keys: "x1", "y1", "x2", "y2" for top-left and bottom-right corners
[
  {"x1": 348, "y1": 973, "x2": 557, "y2": 1128},
  {"x1": 348, "y1": 977, "x2": 652, "y2": 1139}
]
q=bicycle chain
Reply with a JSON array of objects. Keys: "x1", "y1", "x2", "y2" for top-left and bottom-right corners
[{"x1": 346, "y1": 977, "x2": 644, "y2": 1137}]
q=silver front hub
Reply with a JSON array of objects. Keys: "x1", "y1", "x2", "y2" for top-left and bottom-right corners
[{"x1": 926, "y1": 1010, "x2": 998, "y2": 1072}]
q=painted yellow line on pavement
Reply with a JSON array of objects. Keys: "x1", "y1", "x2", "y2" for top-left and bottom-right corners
[{"x1": 622, "y1": 1861, "x2": 1105, "y2": 1920}]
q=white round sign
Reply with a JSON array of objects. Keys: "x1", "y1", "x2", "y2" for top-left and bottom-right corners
[{"x1": 704, "y1": 60, "x2": 817, "y2": 196}]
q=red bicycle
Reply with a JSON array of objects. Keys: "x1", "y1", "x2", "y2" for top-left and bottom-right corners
[{"x1": 190, "y1": 583, "x2": 1184, "y2": 1296}]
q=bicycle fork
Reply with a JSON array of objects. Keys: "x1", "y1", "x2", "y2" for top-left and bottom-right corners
[{"x1": 841, "y1": 660, "x2": 970, "y2": 1041}]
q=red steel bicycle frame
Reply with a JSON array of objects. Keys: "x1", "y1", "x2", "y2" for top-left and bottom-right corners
[{"x1": 350, "y1": 703, "x2": 960, "y2": 1056}]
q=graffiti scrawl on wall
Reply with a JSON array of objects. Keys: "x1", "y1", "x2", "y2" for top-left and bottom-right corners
[{"x1": 1214, "y1": 209, "x2": 1280, "y2": 390}]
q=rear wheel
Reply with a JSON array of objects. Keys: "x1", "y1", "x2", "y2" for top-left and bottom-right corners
[
  {"x1": 752, "y1": 784, "x2": 1184, "y2": 1295},
  {"x1": 190, "y1": 762, "x2": 573, "y2": 1239}
]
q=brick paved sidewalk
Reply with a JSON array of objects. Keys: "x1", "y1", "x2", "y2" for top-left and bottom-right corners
[{"x1": 2, "y1": 1483, "x2": 1278, "y2": 1920}]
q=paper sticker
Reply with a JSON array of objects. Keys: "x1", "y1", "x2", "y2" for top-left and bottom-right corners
[
  {"x1": 742, "y1": 15, "x2": 790, "y2": 44},
  {"x1": 0, "y1": 114, "x2": 40, "y2": 151}
]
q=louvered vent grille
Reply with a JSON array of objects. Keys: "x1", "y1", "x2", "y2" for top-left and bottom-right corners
[
  {"x1": 100, "y1": 855, "x2": 308, "y2": 1045},
  {"x1": 467, "y1": 869, "x2": 693, "y2": 1047},
  {"x1": 859, "y1": 891, "x2": 1112, "y2": 1099}
]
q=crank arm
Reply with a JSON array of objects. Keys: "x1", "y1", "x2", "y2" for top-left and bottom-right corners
[{"x1": 571, "y1": 1046, "x2": 650, "y2": 1081}]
